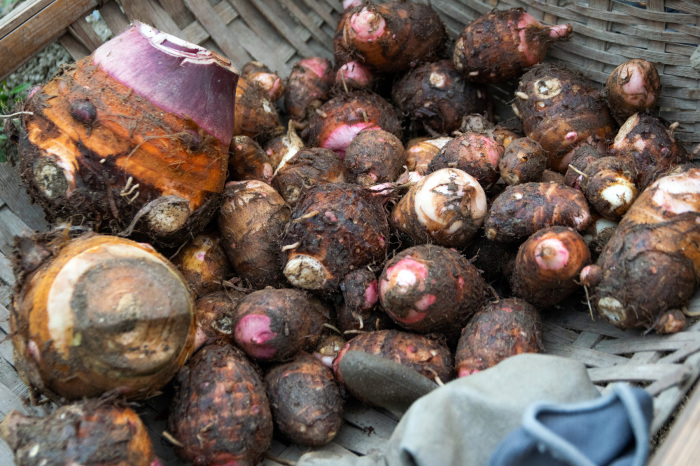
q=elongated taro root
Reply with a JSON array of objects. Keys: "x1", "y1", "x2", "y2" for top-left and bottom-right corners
[
  {"x1": 173, "y1": 231, "x2": 231, "y2": 297},
  {"x1": 11, "y1": 233, "x2": 195, "y2": 401},
  {"x1": 405, "y1": 136, "x2": 452, "y2": 176},
  {"x1": 335, "y1": 2, "x2": 446, "y2": 73},
  {"x1": 18, "y1": 22, "x2": 238, "y2": 247},
  {"x1": 391, "y1": 168, "x2": 488, "y2": 249},
  {"x1": 333, "y1": 330, "x2": 453, "y2": 394},
  {"x1": 379, "y1": 245, "x2": 489, "y2": 342},
  {"x1": 581, "y1": 167, "x2": 700, "y2": 331},
  {"x1": 484, "y1": 182, "x2": 592, "y2": 242},
  {"x1": 218, "y1": 180, "x2": 290, "y2": 289},
  {"x1": 304, "y1": 91, "x2": 402, "y2": 158},
  {"x1": 228, "y1": 135, "x2": 274, "y2": 184},
  {"x1": 514, "y1": 63, "x2": 616, "y2": 168},
  {"x1": 283, "y1": 183, "x2": 390, "y2": 292},
  {"x1": 455, "y1": 298, "x2": 543, "y2": 377},
  {"x1": 499, "y1": 137, "x2": 547, "y2": 185},
  {"x1": 392, "y1": 59, "x2": 488, "y2": 135},
  {"x1": 605, "y1": 59, "x2": 661, "y2": 125},
  {"x1": 284, "y1": 57, "x2": 335, "y2": 123},
  {"x1": 580, "y1": 156, "x2": 638, "y2": 220},
  {"x1": 168, "y1": 343, "x2": 273, "y2": 465},
  {"x1": 453, "y1": 8, "x2": 572, "y2": 83},
  {"x1": 234, "y1": 76, "x2": 282, "y2": 142},
  {"x1": 428, "y1": 132, "x2": 503, "y2": 190},
  {"x1": 232, "y1": 288, "x2": 332, "y2": 361},
  {"x1": 0, "y1": 401, "x2": 160, "y2": 466},
  {"x1": 344, "y1": 128, "x2": 407, "y2": 185},
  {"x1": 264, "y1": 353, "x2": 343, "y2": 447},
  {"x1": 241, "y1": 60, "x2": 285, "y2": 102},
  {"x1": 194, "y1": 289, "x2": 246, "y2": 350},
  {"x1": 610, "y1": 113, "x2": 688, "y2": 190},
  {"x1": 273, "y1": 147, "x2": 345, "y2": 206},
  {"x1": 510, "y1": 227, "x2": 591, "y2": 308}
]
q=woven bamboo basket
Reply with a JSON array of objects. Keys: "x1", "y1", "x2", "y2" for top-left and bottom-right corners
[{"x1": 0, "y1": 1, "x2": 700, "y2": 465}]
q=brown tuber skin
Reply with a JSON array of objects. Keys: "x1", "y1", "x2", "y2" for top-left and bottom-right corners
[
  {"x1": 241, "y1": 60, "x2": 285, "y2": 102},
  {"x1": 336, "y1": 60, "x2": 374, "y2": 91},
  {"x1": 580, "y1": 156, "x2": 638, "y2": 221},
  {"x1": 583, "y1": 167, "x2": 700, "y2": 332},
  {"x1": 11, "y1": 233, "x2": 196, "y2": 401},
  {"x1": 284, "y1": 57, "x2": 335, "y2": 123},
  {"x1": 563, "y1": 143, "x2": 606, "y2": 189},
  {"x1": 272, "y1": 147, "x2": 345, "y2": 206},
  {"x1": 499, "y1": 137, "x2": 547, "y2": 185},
  {"x1": 228, "y1": 135, "x2": 274, "y2": 184},
  {"x1": 193, "y1": 289, "x2": 246, "y2": 350},
  {"x1": 232, "y1": 288, "x2": 332, "y2": 362},
  {"x1": 379, "y1": 245, "x2": 490, "y2": 342},
  {"x1": 392, "y1": 59, "x2": 488, "y2": 135},
  {"x1": 333, "y1": 329, "x2": 454, "y2": 391},
  {"x1": 455, "y1": 298, "x2": 543, "y2": 377},
  {"x1": 0, "y1": 401, "x2": 161, "y2": 466},
  {"x1": 173, "y1": 231, "x2": 232, "y2": 297},
  {"x1": 168, "y1": 343, "x2": 273, "y2": 466},
  {"x1": 453, "y1": 8, "x2": 572, "y2": 83},
  {"x1": 233, "y1": 76, "x2": 282, "y2": 142},
  {"x1": 304, "y1": 91, "x2": 402, "y2": 159},
  {"x1": 510, "y1": 226, "x2": 591, "y2": 308},
  {"x1": 264, "y1": 353, "x2": 344, "y2": 447},
  {"x1": 610, "y1": 113, "x2": 689, "y2": 190},
  {"x1": 514, "y1": 63, "x2": 616, "y2": 169},
  {"x1": 264, "y1": 121, "x2": 305, "y2": 172},
  {"x1": 428, "y1": 132, "x2": 504, "y2": 190},
  {"x1": 282, "y1": 183, "x2": 390, "y2": 292},
  {"x1": 218, "y1": 180, "x2": 290, "y2": 289},
  {"x1": 484, "y1": 182, "x2": 592, "y2": 242},
  {"x1": 405, "y1": 136, "x2": 452, "y2": 175},
  {"x1": 335, "y1": 2, "x2": 447, "y2": 73},
  {"x1": 605, "y1": 59, "x2": 661, "y2": 125},
  {"x1": 391, "y1": 168, "x2": 488, "y2": 249},
  {"x1": 343, "y1": 128, "x2": 407, "y2": 185}
]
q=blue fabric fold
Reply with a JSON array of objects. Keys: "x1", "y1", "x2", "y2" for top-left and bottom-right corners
[{"x1": 488, "y1": 384, "x2": 653, "y2": 466}]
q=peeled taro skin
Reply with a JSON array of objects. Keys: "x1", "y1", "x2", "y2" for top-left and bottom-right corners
[
  {"x1": 453, "y1": 8, "x2": 572, "y2": 83},
  {"x1": 455, "y1": 298, "x2": 543, "y2": 377},
  {"x1": 0, "y1": 401, "x2": 160, "y2": 466},
  {"x1": 264, "y1": 353, "x2": 343, "y2": 447},
  {"x1": 484, "y1": 182, "x2": 592, "y2": 242},
  {"x1": 272, "y1": 147, "x2": 345, "y2": 206},
  {"x1": 333, "y1": 329, "x2": 454, "y2": 390},
  {"x1": 232, "y1": 288, "x2": 332, "y2": 361},
  {"x1": 283, "y1": 183, "x2": 390, "y2": 292},
  {"x1": 168, "y1": 343, "x2": 273, "y2": 466},
  {"x1": 343, "y1": 128, "x2": 407, "y2": 185},
  {"x1": 392, "y1": 59, "x2": 488, "y2": 135},
  {"x1": 610, "y1": 113, "x2": 689, "y2": 190},
  {"x1": 514, "y1": 63, "x2": 616, "y2": 166},
  {"x1": 379, "y1": 244, "x2": 490, "y2": 342}
]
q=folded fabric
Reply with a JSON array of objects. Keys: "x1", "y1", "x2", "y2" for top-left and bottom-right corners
[
  {"x1": 298, "y1": 353, "x2": 602, "y2": 466},
  {"x1": 488, "y1": 383, "x2": 653, "y2": 466}
]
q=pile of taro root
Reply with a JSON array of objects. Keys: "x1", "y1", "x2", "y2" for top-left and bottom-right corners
[{"x1": 2, "y1": 1, "x2": 699, "y2": 464}]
